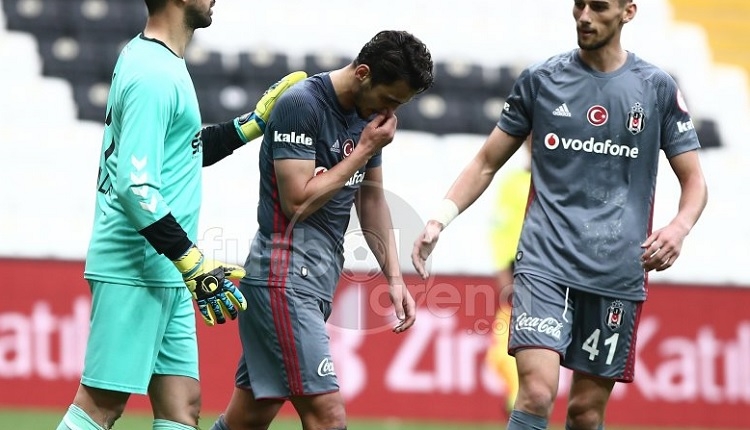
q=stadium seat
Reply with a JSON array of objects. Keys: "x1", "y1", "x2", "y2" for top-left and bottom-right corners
[
  {"x1": 196, "y1": 83, "x2": 266, "y2": 125},
  {"x1": 37, "y1": 35, "x2": 103, "y2": 84},
  {"x1": 486, "y1": 65, "x2": 519, "y2": 99},
  {"x1": 3, "y1": 0, "x2": 72, "y2": 36},
  {"x1": 303, "y1": 52, "x2": 351, "y2": 76},
  {"x1": 69, "y1": 0, "x2": 146, "y2": 43},
  {"x1": 72, "y1": 80, "x2": 110, "y2": 122},
  {"x1": 410, "y1": 93, "x2": 472, "y2": 135},
  {"x1": 695, "y1": 118, "x2": 722, "y2": 149},
  {"x1": 237, "y1": 50, "x2": 293, "y2": 88},
  {"x1": 431, "y1": 60, "x2": 487, "y2": 98},
  {"x1": 465, "y1": 95, "x2": 505, "y2": 136},
  {"x1": 185, "y1": 46, "x2": 231, "y2": 90},
  {"x1": 395, "y1": 100, "x2": 428, "y2": 133}
]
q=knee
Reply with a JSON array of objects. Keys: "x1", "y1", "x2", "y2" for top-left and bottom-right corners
[
  {"x1": 318, "y1": 401, "x2": 347, "y2": 429},
  {"x1": 186, "y1": 392, "x2": 202, "y2": 424},
  {"x1": 515, "y1": 381, "x2": 556, "y2": 417},
  {"x1": 567, "y1": 398, "x2": 604, "y2": 430},
  {"x1": 301, "y1": 400, "x2": 346, "y2": 430}
]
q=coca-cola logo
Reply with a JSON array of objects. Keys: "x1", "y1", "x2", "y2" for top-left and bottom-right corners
[
  {"x1": 317, "y1": 357, "x2": 336, "y2": 377},
  {"x1": 515, "y1": 313, "x2": 563, "y2": 340}
]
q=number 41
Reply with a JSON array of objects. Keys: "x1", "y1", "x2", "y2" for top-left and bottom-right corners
[{"x1": 582, "y1": 329, "x2": 619, "y2": 365}]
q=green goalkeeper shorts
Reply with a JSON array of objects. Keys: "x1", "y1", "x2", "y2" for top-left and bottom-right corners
[{"x1": 81, "y1": 281, "x2": 199, "y2": 394}]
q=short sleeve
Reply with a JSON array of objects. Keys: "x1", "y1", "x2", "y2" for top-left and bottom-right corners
[
  {"x1": 657, "y1": 73, "x2": 701, "y2": 158},
  {"x1": 497, "y1": 67, "x2": 535, "y2": 138},
  {"x1": 268, "y1": 89, "x2": 319, "y2": 160}
]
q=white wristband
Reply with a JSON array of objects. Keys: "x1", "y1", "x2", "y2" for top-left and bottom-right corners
[{"x1": 430, "y1": 199, "x2": 459, "y2": 228}]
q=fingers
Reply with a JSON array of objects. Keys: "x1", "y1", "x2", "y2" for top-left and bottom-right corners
[
  {"x1": 226, "y1": 284, "x2": 248, "y2": 311},
  {"x1": 641, "y1": 243, "x2": 678, "y2": 272},
  {"x1": 410, "y1": 245, "x2": 428, "y2": 279},
  {"x1": 223, "y1": 264, "x2": 246, "y2": 280},
  {"x1": 394, "y1": 294, "x2": 416, "y2": 334},
  {"x1": 197, "y1": 300, "x2": 218, "y2": 326},
  {"x1": 208, "y1": 296, "x2": 226, "y2": 324}
]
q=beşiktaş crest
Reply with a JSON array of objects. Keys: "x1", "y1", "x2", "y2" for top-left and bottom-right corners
[
  {"x1": 626, "y1": 102, "x2": 645, "y2": 135},
  {"x1": 606, "y1": 300, "x2": 625, "y2": 331}
]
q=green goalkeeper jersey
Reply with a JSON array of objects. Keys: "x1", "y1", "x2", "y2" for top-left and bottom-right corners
[{"x1": 85, "y1": 35, "x2": 202, "y2": 287}]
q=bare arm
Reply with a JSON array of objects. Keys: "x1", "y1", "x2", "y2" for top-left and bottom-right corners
[
  {"x1": 356, "y1": 166, "x2": 401, "y2": 279},
  {"x1": 641, "y1": 149, "x2": 708, "y2": 271},
  {"x1": 275, "y1": 112, "x2": 397, "y2": 221},
  {"x1": 412, "y1": 127, "x2": 526, "y2": 278},
  {"x1": 356, "y1": 166, "x2": 415, "y2": 332},
  {"x1": 441, "y1": 127, "x2": 526, "y2": 225}
]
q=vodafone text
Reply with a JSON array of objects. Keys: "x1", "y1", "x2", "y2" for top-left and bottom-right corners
[{"x1": 545, "y1": 133, "x2": 639, "y2": 159}]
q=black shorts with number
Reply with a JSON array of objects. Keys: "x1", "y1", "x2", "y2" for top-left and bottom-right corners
[{"x1": 508, "y1": 272, "x2": 643, "y2": 382}]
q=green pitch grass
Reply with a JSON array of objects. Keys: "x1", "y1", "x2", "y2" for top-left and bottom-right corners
[{"x1": 0, "y1": 408, "x2": 728, "y2": 430}]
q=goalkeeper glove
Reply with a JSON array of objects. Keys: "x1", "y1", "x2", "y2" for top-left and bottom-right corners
[
  {"x1": 172, "y1": 245, "x2": 248, "y2": 326},
  {"x1": 233, "y1": 70, "x2": 308, "y2": 142}
]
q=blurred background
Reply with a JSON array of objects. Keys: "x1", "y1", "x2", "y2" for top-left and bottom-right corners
[{"x1": 1, "y1": 0, "x2": 749, "y2": 428}]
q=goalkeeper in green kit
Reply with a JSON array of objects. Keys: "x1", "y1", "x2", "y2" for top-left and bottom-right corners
[{"x1": 55, "y1": 1, "x2": 305, "y2": 430}]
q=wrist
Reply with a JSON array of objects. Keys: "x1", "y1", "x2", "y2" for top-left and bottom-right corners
[
  {"x1": 429, "y1": 199, "x2": 459, "y2": 229},
  {"x1": 234, "y1": 113, "x2": 263, "y2": 143},
  {"x1": 172, "y1": 245, "x2": 203, "y2": 275}
]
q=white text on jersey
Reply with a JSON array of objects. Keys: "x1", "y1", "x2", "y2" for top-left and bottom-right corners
[
  {"x1": 274, "y1": 131, "x2": 313, "y2": 145},
  {"x1": 544, "y1": 133, "x2": 639, "y2": 159}
]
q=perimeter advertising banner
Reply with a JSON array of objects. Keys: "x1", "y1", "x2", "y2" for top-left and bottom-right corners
[{"x1": 1, "y1": 259, "x2": 749, "y2": 428}]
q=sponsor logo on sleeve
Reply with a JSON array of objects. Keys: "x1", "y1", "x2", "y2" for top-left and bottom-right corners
[
  {"x1": 677, "y1": 119, "x2": 695, "y2": 134},
  {"x1": 273, "y1": 130, "x2": 313, "y2": 146}
]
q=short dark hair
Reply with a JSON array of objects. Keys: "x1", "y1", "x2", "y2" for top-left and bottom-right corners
[
  {"x1": 354, "y1": 30, "x2": 434, "y2": 94},
  {"x1": 144, "y1": 0, "x2": 168, "y2": 15}
]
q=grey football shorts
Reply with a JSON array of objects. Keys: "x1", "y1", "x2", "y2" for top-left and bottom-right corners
[
  {"x1": 234, "y1": 282, "x2": 338, "y2": 399},
  {"x1": 509, "y1": 272, "x2": 643, "y2": 382}
]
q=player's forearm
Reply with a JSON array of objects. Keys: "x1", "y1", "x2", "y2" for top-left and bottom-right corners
[
  {"x1": 444, "y1": 155, "x2": 497, "y2": 215},
  {"x1": 201, "y1": 120, "x2": 246, "y2": 167},
  {"x1": 671, "y1": 171, "x2": 708, "y2": 234},
  {"x1": 358, "y1": 190, "x2": 401, "y2": 279},
  {"x1": 281, "y1": 150, "x2": 373, "y2": 221}
]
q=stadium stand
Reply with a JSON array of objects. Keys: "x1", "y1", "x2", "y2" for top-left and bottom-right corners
[
  {"x1": 1, "y1": 0, "x2": 738, "y2": 141},
  {"x1": 1, "y1": 0, "x2": 749, "y2": 285},
  {"x1": 671, "y1": 0, "x2": 750, "y2": 78}
]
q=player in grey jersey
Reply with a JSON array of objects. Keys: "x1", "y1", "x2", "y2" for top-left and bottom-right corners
[
  {"x1": 412, "y1": 1, "x2": 707, "y2": 429},
  {"x1": 210, "y1": 31, "x2": 434, "y2": 430}
]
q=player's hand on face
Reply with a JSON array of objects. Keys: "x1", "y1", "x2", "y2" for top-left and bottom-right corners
[
  {"x1": 640, "y1": 223, "x2": 688, "y2": 272},
  {"x1": 361, "y1": 110, "x2": 398, "y2": 154},
  {"x1": 389, "y1": 279, "x2": 416, "y2": 333},
  {"x1": 411, "y1": 220, "x2": 443, "y2": 279}
]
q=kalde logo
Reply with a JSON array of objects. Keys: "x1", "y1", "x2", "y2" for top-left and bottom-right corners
[
  {"x1": 317, "y1": 357, "x2": 336, "y2": 377},
  {"x1": 274, "y1": 130, "x2": 313, "y2": 146},
  {"x1": 515, "y1": 312, "x2": 563, "y2": 340},
  {"x1": 544, "y1": 133, "x2": 639, "y2": 159}
]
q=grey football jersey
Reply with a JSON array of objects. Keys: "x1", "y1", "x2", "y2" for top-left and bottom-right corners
[
  {"x1": 243, "y1": 73, "x2": 381, "y2": 301},
  {"x1": 498, "y1": 50, "x2": 700, "y2": 300}
]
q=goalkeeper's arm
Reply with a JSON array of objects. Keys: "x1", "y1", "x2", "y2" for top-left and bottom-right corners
[
  {"x1": 139, "y1": 213, "x2": 247, "y2": 326},
  {"x1": 201, "y1": 71, "x2": 307, "y2": 167}
]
